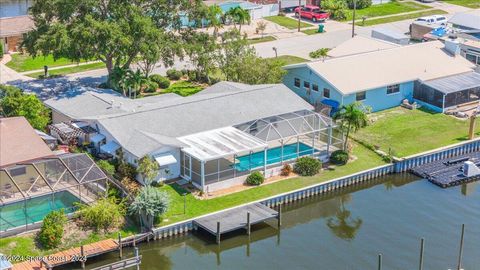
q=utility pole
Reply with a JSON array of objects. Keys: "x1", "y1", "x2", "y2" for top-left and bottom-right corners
[
  {"x1": 298, "y1": 0, "x2": 301, "y2": 32},
  {"x1": 352, "y1": 0, "x2": 356, "y2": 37}
]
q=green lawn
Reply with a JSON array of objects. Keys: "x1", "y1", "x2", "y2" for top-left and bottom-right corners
[
  {"x1": 264, "y1": 16, "x2": 313, "y2": 29},
  {"x1": 248, "y1": 36, "x2": 277, "y2": 44},
  {"x1": 357, "y1": 9, "x2": 447, "y2": 26},
  {"x1": 442, "y1": 0, "x2": 480, "y2": 8},
  {"x1": 353, "y1": 107, "x2": 480, "y2": 157},
  {"x1": 301, "y1": 28, "x2": 323, "y2": 35},
  {"x1": 163, "y1": 81, "x2": 204, "y2": 96},
  {"x1": 27, "y1": 62, "x2": 106, "y2": 78},
  {"x1": 344, "y1": 1, "x2": 431, "y2": 21},
  {"x1": 159, "y1": 142, "x2": 386, "y2": 225},
  {"x1": 6, "y1": 53, "x2": 90, "y2": 72},
  {"x1": 269, "y1": 55, "x2": 309, "y2": 65}
]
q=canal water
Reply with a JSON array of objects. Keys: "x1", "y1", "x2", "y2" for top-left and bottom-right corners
[
  {"x1": 68, "y1": 173, "x2": 480, "y2": 269},
  {"x1": 0, "y1": 0, "x2": 32, "y2": 18}
]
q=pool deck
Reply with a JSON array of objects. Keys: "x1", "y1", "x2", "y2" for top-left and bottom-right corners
[
  {"x1": 193, "y1": 203, "x2": 279, "y2": 244},
  {"x1": 411, "y1": 152, "x2": 480, "y2": 188}
]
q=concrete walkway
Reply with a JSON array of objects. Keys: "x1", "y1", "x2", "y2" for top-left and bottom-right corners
[
  {"x1": 19, "y1": 60, "x2": 102, "y2": 75},
  {"x1": 0, "y1": 54, "x2": 32, "y2": 84}
]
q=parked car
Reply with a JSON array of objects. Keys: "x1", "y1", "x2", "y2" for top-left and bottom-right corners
[
  {"x1": 294, "y1": 5, "x2": 330, "y2": 22},
  {"x1": 414, "y1": 15, "x2": 447, "y2": 25}
]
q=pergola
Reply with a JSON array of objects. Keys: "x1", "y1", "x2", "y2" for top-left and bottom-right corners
[
  {"x1": 0, "y1": 153, "x2": 108, "y2": 232},
  {"x1": 179, "y1": 110, "x2": 342, "y2": 191}
]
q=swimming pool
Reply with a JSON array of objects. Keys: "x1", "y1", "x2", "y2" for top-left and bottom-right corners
[
  {"x1": 0, "y1": 191, "x2": 80, "y2": 231},
  {"x1": 234, "y1": 143, "x2": 317, "y2": 171},
  {"x1": 219, "y1": 1, "x2": 259, "y2": 12}
]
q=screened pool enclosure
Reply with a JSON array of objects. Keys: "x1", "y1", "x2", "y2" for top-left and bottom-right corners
[
  {"x1": 0, "y1": 153, "x2": 109, "y2": 234},
  {"x1": 178, "y1": 110, "x2": 343, "y2": 191}
]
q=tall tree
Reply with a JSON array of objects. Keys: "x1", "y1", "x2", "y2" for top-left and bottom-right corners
[
  {"x1": 0, "y1": 85, "x2": 50, "y2": 130},
  {"x1": 225, "y1": 7, "x2": 251, "y2": 32},
  {"x1": 22, "y1": 0, "x2": 203, "y2": 86},
  {"x1": 206, "y1": 4, "x2": 224, "y2": 37},
  {"x1": 333, "y1": 102, "x2": 370, "y2": 150},
  {"x1": 183, "y1": 31, "x2": 219, "y2": 83}
]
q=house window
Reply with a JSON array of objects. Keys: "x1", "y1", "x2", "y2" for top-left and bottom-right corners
[
  {"x1": 387, "y1": 84, "x2": 400, "y2": 94},
  {"x1": 323, "y1": 88, "x2": 330, "y2": 98},
  {"x1": 356, "y1": 91, "x2": 366, "y2": 101},
  {"x1": 304, "y1": 81, "x2": 310, "y2": 89},
  {"x1": 9, "y1": 166, "x2": 26, "y2": 177},
  {"x1": 312, "y1": 84, "x2": 319, "y2": 91},
  {"x1": 294, "y1": 78, "x2": 300, "y2": 87}
]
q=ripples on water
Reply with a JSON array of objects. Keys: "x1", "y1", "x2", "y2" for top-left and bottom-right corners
[{"x1": 64, "y1": 173, "x2": 480, "y2": 270}]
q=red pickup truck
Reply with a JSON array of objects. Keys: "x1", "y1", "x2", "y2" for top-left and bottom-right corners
[{"x1": 294, "y1": 5, "x2": 330, "y2": 22}]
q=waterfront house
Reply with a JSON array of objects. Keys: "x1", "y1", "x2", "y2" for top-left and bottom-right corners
[
  {"x1": 43, "y1": 82, "x2": 342, "y2": 192},
  {"x1": 283, "y1": 40, "x2": 478, "y2": 113}
]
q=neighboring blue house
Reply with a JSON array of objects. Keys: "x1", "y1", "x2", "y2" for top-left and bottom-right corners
[{"x1": 283, "y1": 40, "x2": 477, "y2": 113}]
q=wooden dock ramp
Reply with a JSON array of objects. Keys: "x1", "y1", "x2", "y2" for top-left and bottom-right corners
[{"x1": 193, "y1": 203, "x2": 280, "y2": 244}]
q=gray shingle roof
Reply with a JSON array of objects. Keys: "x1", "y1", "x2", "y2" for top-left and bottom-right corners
[
  {"x1": 94, "y1": 82, "x2": 313, "y2": 157},
  {"x1": 46, "y1": 82, "x2": 313, "y2": 157}
]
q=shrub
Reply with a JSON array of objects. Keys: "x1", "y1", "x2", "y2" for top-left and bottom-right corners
[
  {"x1": 117, "y1": 162, "x2": 137, "y2": 180},
  {"x1": 0, "y1": 43, "x2": 3, "y2": 58},
  {"x1": 75, "y1": 197, "x2": 125, "y2": 233},
  {"x1": 330, "y1": 150, "x2": 349, "y2": 165},
  {"x1": 149, "y1": 74, "x2": 170, "y2": 89},
  {"x1": 129, "y1": 186, "x2": 170, "y2": 229},
  {"x1": 143, "y1": 81, "x2": 158, "y2": 93},
  {"x1": 97, "y1": 160, "x2": 115, "y2": 175},
  {"x1": 294, "y1": 156, "x2": 321, "y2": 176},
  {"x1": 166, "y1": 69, "x2": 182, "y2": 80},
  {"x1": 280, "y1": 163, "x2": 293, "y2": 176},
  {"x1": 346, "y1": 0, "x2": 372, "y2": 9},
  {"x1": 321, "y1": 0, "x2": 348, "y2": 20},
  {"x1": 38, "y1": 210, "x2": 67, "y2": 249},
  {"x1": 246, "y1": 171, "x2": 265, "y2": 185}
]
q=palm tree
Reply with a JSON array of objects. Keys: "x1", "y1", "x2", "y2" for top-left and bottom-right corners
[
  {"x1": 333, "y1": 102, "x2": 370, "y2": 150},
  {"x1": 207, "y1": 4, "x2": 223, "y2": 38},
  {"x1": 125, "y1": 69, "x2": 147, "y2": 99},
  {"x1": 226, "y1": 7, "x2": 251, "y2": 32},
  {"x1": 326, "y1": 195, "x2": 362, "y2": 241}
]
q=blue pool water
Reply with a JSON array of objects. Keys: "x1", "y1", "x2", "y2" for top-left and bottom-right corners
[
  {"x1": 219, "y1": 2, "x2": 259, "y2": 12},
  {"x1": 234, "y1": 143, "x2": 316, "y2": 171},
  {"x1": 0, "y1": 191, "x2": 80, "y2": 231}
]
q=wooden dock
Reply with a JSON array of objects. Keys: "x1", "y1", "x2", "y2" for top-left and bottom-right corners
[
  {"x1": 193, "y1": 203, "x2": 280, "y2": 243},
  {"x1": 12, "y1": 239, "x2": 119, "y2": 270}
]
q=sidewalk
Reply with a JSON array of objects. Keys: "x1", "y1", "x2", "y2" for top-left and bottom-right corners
[
  {"x1": 19, "y1": 60, "x2": 102, "y2": 75},
  {"x1": 0, "y1": 54, "x2": 32, "y2": 84}
]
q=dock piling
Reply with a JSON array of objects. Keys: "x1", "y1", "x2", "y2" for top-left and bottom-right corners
[
  {"x1": 216, "y1": 222, "x2": 221, "y2": 244},
  {"x1": 134, "y1": 247, "x2": 140, "y2": 270},
  {"x1": 457, "y1": 224, "x2": 465, "y2": 270},
  {"x1": 80, "y1": 245, "x2": 85, "y2": 269},
  {"x1": 378, "y1": 253, "x2": 382, "y2": 270},
  {"x1": 277, "y1": 204, "x2": 282, "y2": 227},
  {"x1": 247, "y1": 212, "x2": 251, "y2": 235},
  {"x1": 419, "y1": 238, "x2": 425, "y2": 270},
  {"x1": 118, "y1": 233, "x2": 123, "y2": 259}
]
